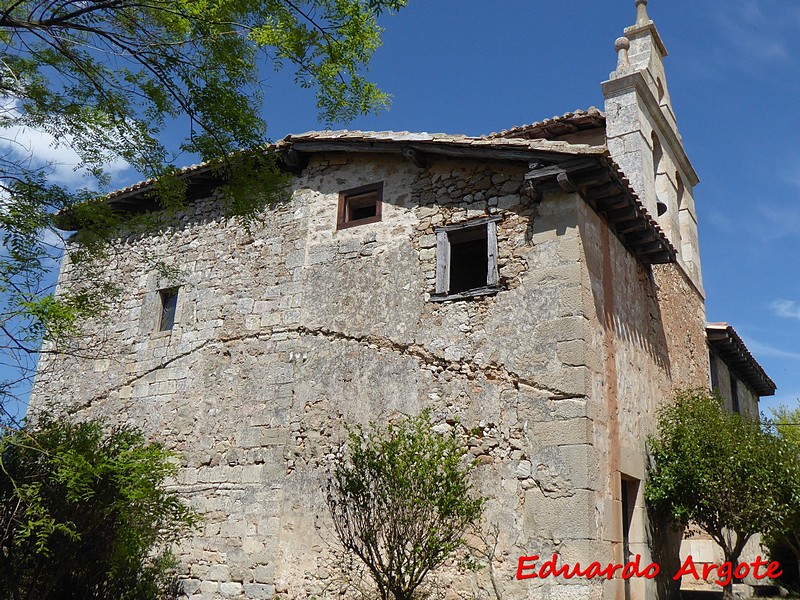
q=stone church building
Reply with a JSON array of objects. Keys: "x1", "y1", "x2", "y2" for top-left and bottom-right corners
[{"x1": 32, "y1": 1, "x2": 776, "y2": 599}]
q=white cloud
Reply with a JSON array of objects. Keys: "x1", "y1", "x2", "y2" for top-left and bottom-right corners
[
  {"x1": 0, "y1": 100, "x2": 132, "y2": 188},
  {"x1": 756, "y1": 204, "x2": 800, "y2": 240},
  {"x1": 772, "y1": 299, "x2": 800, "y2": 320},
  {"x1": 0, "y1": 124, "x2": 131, "y2": 187},
  {"x1": 705, "y1": 209, "x2": 737, "y2": 234},
  {"x1": 784, "y1": 158, "x2": 800, "y2": 189},
  {"x1": 745, "y1": 336, "x2": 800, "y2": 361}
]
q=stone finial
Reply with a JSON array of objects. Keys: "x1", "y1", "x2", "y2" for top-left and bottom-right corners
[
  {"x1": 615, "y1": 36, "x2": 631, "y2": 68},
  {"x1": 635, "y1": 0, "x2": 649, "y2": 25}
]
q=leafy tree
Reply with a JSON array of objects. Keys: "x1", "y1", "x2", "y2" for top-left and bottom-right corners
[
  {"x1": 0, "y1": 0, "x2": 406, "y2": 417},
  {"x1": 325, "y1": 410, "x2": 485, "y2": 600},
  {"x1": 773, "y1": 403, "x2": 800, "y2": 447},
  {"x1": 764, "y1": 403, "x2": 800, "y2": 587},
  {"x1": 646, "y1": 389, "x2": 797, "y2": 600},
  {"x1": 0, "y1": 414, "x2": 199, "y2": 599}
]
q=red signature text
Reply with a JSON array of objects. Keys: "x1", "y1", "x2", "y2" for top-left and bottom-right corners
[
  {"x1": 516, "y1": 553, "x2": 782, "y2": 588},
  {"x1": 672, "y1": 555, "x2": 782, "y2": 587},
  {"x1": 516, "y1": 553, "x2": 659, "y2": 581}
]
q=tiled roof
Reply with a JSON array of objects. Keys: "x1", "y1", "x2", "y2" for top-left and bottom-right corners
[
  {"x1": 105, "y1": 161, "x2": 217, "y2": 204},
  {"x1": 525, "y1": 153, "x2": 676, "y2": 264},
  {"x1": 706, "y1": 323, "x2": 776, "y2": 397},
  {"x1": 487, "y1": 108, "x2": 606, "y2": 140},
  {"x1": 278, "y1": 129, "x2": 605, "y2": 155},
  {"x1": 104, "y1": 129, "x2": 605, "y2": 205}
]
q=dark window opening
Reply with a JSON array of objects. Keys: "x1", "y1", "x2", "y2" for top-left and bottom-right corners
[
  {"x1": 709, "y1": 349, "x2": 720, "y2": 392},
  {"x1": 159, "y1": 288, "x2": 178, "y2": 332},
  {"x1": 433, "y1": 217, "x2": 500, "y2": 301},
  {"x1": 621, "y1": 476, "x2": 639, "y2": 600},
  {"x1": 730, "y1": 374, "x2": 740, "y2": 414},
  {"x1": 621, "y1": 478, "x2": 637, "y2": 558},
  {"x1": 449, "y1": 229, "x2": 488, "y2": 294},
  {"x1": 348, "y1": 193, "x2": 378, "y2": 220},
  {"x1": 338, "y1": 182, "x2": 382, "y2": 229}
]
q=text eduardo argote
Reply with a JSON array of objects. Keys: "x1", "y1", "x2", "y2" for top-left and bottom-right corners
[{"x1": 516, "y1": 554, "x2": 782, "y2": 587}]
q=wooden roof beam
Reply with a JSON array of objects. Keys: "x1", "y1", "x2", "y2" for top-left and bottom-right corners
[
  {"x1": 585, "y1": 181, "x2": 624, "y2": 202},
  {"x1": 557, "y1": 167, "x2": 612, "y2": 193}
]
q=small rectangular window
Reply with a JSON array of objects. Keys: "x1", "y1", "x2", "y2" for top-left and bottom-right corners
[
  {"x1": 337, "y1": 182, "x2": 382, "y2": 229},
  {"x1": 158, "y1": 288, "x2": 179, "y2": 331},
  {"x1": 433, "y1": 217, "x2": 500, "y2": 301}
]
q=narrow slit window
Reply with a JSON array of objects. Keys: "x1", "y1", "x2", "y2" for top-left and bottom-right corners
[
  {"x1": 620, "y1": 476, "x2": 640, "y2": 600},
  {"x1": 709, "y1": 349, "x2": 720, "y2": 392},
  {"x1": 337, "y1": 182, "x2": 383, "y2": 229},
  {"x1": 158, "y1": 288, "x2": 179, "y2": 332},
  {"x1": 730, "y1": 373, "x2": 740, "y2": 414},
  {"x1": 433, "y1": 217, "x2": 500, "y2": 300}
]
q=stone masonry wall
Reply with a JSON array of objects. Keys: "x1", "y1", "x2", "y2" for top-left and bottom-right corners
[
  {"x1": 578, "y1": 199, "x2": 708, "y2": 600},
  {"x1": 31, "y1": 151, "x2": 704, "y2": 600}
]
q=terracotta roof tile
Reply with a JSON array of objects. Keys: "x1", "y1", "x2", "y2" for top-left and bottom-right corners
[
  {"x1": 280, "y1": 129, "x2": 605, "y2": 155},
  {"x1": 487, "y1": 107, "x2": 606, "y2": 140}
]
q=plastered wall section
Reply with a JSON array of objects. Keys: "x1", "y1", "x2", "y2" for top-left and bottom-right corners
[{"x1": 30, "y1": 152, "x2": 698, "y2": 600}]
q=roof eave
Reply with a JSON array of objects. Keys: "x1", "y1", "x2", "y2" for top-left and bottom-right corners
[{"x1": 706, "y1": 323, "x2": 777, "y2": 397}]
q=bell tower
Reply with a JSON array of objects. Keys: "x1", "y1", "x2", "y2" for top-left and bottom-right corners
[{"x1": 602, "y1": 0, "x2": 703, "y2": 291}]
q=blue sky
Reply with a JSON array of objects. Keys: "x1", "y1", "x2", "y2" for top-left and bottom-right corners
[{"x1": 6, "y1": 0, "x2": 800, "y2": 418}]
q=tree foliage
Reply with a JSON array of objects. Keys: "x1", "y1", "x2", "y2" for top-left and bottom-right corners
[
  {"x1": 0, "y1": 414, "x2": 198, "y2": 599},
  {"x1": 764, "y1": 403, "x2": 800, "y2": 587},
  {"x1": 646, "y1": 389, "x2": 799, "y2": 599},
  {"x1": 0, "y1": 0, "x2": 406, "y2": 417},
  {"x1": 1, "y1": 0, "x2": 405, "y2": 166},
  {"x1": 325, "y1": 410, "x2": 485, "y2": 600}
]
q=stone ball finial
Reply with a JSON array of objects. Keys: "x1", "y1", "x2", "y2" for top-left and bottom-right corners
[
  {"x1": 615, "y1": 36, "x2": 631, "y2": 68},
  {"x1": 635, "y1": 0, "x2": 650, "y2": 25}
]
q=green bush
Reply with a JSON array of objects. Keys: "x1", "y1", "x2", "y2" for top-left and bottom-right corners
[
  {"x1": 326, "y1": 410, "x2": 485, "y2": 600},
  {"x1": 0, "y1": 414, "x2": 198, "y2": 600}
]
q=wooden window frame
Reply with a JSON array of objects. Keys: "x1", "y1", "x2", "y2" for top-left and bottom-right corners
[
  {"x1": 432, "y1": 216, "x2": 501, "y2": 302},
  {"x1": 158, "y1": 287, "x2": 179, "y2": 332},
  {"x1": 337, "y1": 182, "x2": 383, "y2": 230}
]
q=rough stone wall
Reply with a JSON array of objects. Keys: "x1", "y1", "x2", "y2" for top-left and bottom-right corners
[{"x1": 31, "y1": 151, "x2": 705, "y2": 600}]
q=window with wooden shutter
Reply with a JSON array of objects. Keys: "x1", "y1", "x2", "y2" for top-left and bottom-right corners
[{"x1": 432, "y1": 217, "x2": 501, "y2": 301}]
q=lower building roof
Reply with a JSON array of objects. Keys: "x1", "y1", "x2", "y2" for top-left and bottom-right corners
[{"x1": 706, "y1": 322, "x2": 776, "y2": 397}]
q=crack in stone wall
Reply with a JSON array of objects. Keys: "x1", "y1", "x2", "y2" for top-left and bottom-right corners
[{"x1": 62, "y1": 321, "x2": 586, "y2": 419}]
